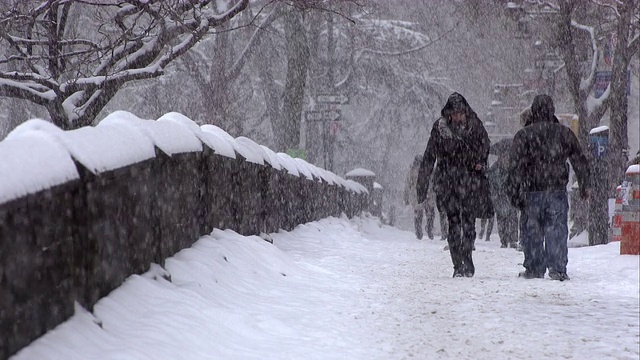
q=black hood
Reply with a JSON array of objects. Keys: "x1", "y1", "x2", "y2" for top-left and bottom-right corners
[
  {"x1": 441, "y1": 92, "x2": 472, "y2": 119},
  {"x1": 531, "y1": 94, "x2": 556, "y2": 124}
]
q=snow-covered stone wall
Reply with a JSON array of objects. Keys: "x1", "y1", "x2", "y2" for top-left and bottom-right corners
[{"x1": 0, "y1": 111, "x2": 369, "y2": 359}]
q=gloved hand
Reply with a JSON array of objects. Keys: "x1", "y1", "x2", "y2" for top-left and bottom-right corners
[{"x1": 510, "y1": 193, "x2": 526, "y2": 210}]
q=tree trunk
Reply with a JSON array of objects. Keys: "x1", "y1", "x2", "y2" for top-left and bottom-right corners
[
  {"x1": 557, "y1": 1, "x2": 591, "y2": 146},
  {"x1": 207, "y1": 25, "x2": 234, "y2": 133},
  {"x1": 281, "y1": 6, "x2": 310, "y2": 152},
  {"x1": 258, "y1": 35, "x2": 284, "y2": 148},
  {"x1": 607, "y1": 0, "x2": 635, "y2": 195}
]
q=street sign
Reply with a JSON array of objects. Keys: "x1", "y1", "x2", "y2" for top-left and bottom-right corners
[
  {"x1": 594, "y1": 71, "x2": 611, "y2": 98},
  {"x1": 589, "y1": 127, "x2": 609, "y2": 159},
  {"x1": 590, "y1": 137, "x2": 608, "y2": 158},
  {"x1": 315, "y1": 103, "x2": 341, "y2": 111},
  {"x1": 305, "y1": 110, "x2": 341, "y2": 122},
  {"x1": 316, "y1": 94, "x2": 349, "y2": 104}
]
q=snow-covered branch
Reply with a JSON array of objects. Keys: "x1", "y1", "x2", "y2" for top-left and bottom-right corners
[
  {"x1": 571, "y1": 20, "x2": 599, "y2": 92},
  {"x1": 0, "y1": 0, "x2": 249, "y2": 129}
]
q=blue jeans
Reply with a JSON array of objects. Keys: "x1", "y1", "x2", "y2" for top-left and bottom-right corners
[{"x1": 520, "y1": 191, "x2": 569, "y2": 275}]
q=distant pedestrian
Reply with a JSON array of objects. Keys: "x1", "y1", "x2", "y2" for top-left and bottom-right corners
[
  {"x1": 439, "y1": 208, "x2": 449, "y2": 242},
  {"x1": 477, "y1": 216, "x2": 494, "y2": 242},
  {"x1": 515, "y1": 108, "x2": 534, "y2": 251},
  {"x1": 417, "y1": 92, "x2": 492, "y2": 278},
  {"x1": 487, "y1": 152, "x2": 519, "y2": 248},
  {"x1": 520, "y1": 107, "x2": 533, "y2": 127},
  {"x1": 505, "y1": 94, "x2": 591, "y2": 281},
  {"x1": 404, "y1": 155, "x2": 436, "y2": 240}
]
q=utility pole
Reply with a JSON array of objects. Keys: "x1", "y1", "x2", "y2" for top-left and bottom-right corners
[{"x1": 589, "y1": 126, "x2": 611, "y2": 245}]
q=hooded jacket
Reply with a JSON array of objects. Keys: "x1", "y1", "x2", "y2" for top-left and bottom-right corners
[
  {"x1": 417, "y1": 93, "x2": 491, "y2": 215},
  {"x1": 505, "y1": 95, "x2": 590, "y2": 208}
]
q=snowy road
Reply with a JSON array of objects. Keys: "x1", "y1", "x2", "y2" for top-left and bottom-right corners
[{"x1": 13, "y1": 215, "x2": 640, "y2": 360}]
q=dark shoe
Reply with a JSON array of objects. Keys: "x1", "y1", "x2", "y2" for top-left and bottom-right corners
[
  {"x1": 441, "y1": 235, "x2": 447, "y2": 241},
  {"x1": 508, "y1": 242, "x2": 518, "y2": 248},
  {"x1": 485, "y1": 237, "x2": 490, "y2": 242},
  {"x1": 518, "y1": 271, "x2": 544, "y2": 279},
  {"x1": 478, "y1": 232, "x2": 484, "y2": 239},
  {"x1": 426, "y1": 229, "x2": 434, "y2": 240},
  {"x1": 548, "y1": 271, "x2": 570, "y2": 281},
  {"x1": 464, "y1": 270, "x2": 475, "y2": 277},
  {"x1": 453, "y1": 269, "x2": 465, "y2": 278},
  {"x1": 461, "y1": 248, "x2": 474, "y2": 277},
  {"x1": 416, "y1": 229, "x2": 423, "y2": 240},
  {"x1": 500, "y1": 243, "x2": 508, "y2": 248}
]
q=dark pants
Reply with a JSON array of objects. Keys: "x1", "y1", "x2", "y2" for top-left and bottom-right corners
[
  {"x1": 478, "y1": 216, "x2": 494, "y2": 240},
  {"x1": 414, "y1": 205, "x2": 435, "y2": 239},
  {"x1": 447, "y1": 209, "x2": 476, "y2": 275},
  {"x1": 496, "y1": 208, "x2": 518, "y2": 247},
  {"x1": 439, "y1": 211, "x2": 448, "y2": 239},
  {"x1": 520, "y1": 191, "x2": 569, "y2": 275}
]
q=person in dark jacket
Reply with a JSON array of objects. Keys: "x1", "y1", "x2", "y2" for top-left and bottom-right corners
[
  {"x1": 487, "y1": 152, "x2": 519, "y2": 248},
  {"x1": 505, "y1": 94, "x2": 591, "y2": 281},
  {"x1": 404, "y1": 155, "x2": 436, "y2": 240},
  {"x1": 417, "y1": 92, "x2": 491, "y2": 278}
]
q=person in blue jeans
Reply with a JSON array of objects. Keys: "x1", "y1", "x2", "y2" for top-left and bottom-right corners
[{"x1": 505, "y1": 95, "x2": 591, "y2": 281}]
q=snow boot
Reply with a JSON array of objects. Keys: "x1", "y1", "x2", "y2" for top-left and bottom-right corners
[
  {"x1": 449, "y1": 242, "x2": 465, "y2": 277},
  {"x1": 518, "y1": 270, "x2": 544, "y2": 279},
  {"x1": 415, "y1": 221, "x2": 423, "y2": 239},
  {"x1": 548, "y1": 271, "x2": 570, "y2": 281},
  {"x1": 461, "y1": 246, "x2": 475, "y2": 277}
]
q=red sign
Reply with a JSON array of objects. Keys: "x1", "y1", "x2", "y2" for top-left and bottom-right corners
[{"x1": 329, "y1": 121, "x2": 340, "y2": 136}]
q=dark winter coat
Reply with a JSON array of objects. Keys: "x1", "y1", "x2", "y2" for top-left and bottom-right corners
[
  {"x1": 417, "y1": 93, "x2": 493, "y2": 217},
  {"x1": 505, "y1": 94, "x2": 591, "y2": 209},
  {"x1": 488, "y1": 155, "x2": 510, "y2": 211}
]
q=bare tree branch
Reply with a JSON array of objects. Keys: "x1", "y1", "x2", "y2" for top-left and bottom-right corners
[{"x1": 0, "y1": 0, "x2": 249, "y2": 129}]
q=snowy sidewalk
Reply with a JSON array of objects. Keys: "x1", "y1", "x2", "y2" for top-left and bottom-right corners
[{"x1": 13, "y1": 215, "x2": 640, "y2": 360}]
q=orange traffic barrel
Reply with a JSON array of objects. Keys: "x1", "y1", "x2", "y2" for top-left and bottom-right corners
[{"x1": 620, "y1": 164, "x2": 640, "y2": 255}]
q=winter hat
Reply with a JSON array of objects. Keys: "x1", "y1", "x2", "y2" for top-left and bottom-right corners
[{"x1": 531, "y1": 94, "x2": 555, "y2": 123}]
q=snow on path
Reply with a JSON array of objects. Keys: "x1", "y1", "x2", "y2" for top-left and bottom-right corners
[
  {"x1": 12, "y1": 215, "x2": 640, "y2": 360},
  {"x1": 274, "y1": 216, "x2": 640, "y2": 360}
]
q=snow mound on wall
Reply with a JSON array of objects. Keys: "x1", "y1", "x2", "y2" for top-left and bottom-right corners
[
  {"x1": 0, "y1": 126, "x2": 79, "y2": 204},
  {"x1": 0, "y1": 111, "x2": 360, "y2": 205},
  {"x1": 101, "y1": 111, "x2": 202, "y2": 156}
]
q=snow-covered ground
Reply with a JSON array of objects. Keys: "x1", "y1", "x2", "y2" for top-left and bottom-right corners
[{"x1": 12, "y1": 215, "x2": 640, "y2": 360}]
